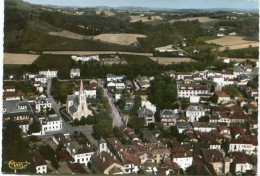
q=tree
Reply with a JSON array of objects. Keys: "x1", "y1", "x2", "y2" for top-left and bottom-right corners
[
  {"x1": 222, "y1": 86, "x2": 239, "y2": 98},
  {"x1": 93, "y1": 118, "x2": 113, "y2": 139},
  {"x1": 38, "y1": 145, "x2": 59, "y2": 170},
  {"x1": 79, "y1": 116, "x2": 87, "y2": 125},
  {"x1": 210, "y1": 93, "x2": 218, "y2": 104},
  {"x1": 199, "y1": 116, "x2": 209, "y2": 122},
  {"x1": 2, "y1": 121, "x2": 36, "y2": 173},
  {"x1": 128, "y1": 115, "x2": 145, "y2": 134},
  {"x1": 28, "y1": 119, "x2": 41, "y2": 134},
  {"x1": 186, "y1": 165, "x2": 196, "y2": 175}
]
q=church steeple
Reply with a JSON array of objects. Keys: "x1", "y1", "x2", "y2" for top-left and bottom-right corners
[{"x1": 80, "y1": 79, "x2": 84, "y2": 94}]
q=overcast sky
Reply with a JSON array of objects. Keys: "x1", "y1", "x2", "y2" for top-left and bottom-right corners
[{"x1": 23, "y1": 0, "x2": 259, "y2": 9}]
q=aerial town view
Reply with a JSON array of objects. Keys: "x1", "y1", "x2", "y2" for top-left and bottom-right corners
[{"x1": 2, "y1": 0, "x2": 259, "y2": 175}]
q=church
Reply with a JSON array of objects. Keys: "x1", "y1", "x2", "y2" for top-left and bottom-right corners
[{"x1": 67, "y1": 80, "x2": 92, "y2": 120}]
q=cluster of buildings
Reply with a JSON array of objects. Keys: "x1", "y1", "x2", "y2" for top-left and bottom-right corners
[{"x1": 71, "y1": 54, "x2": 127, "y2": 65}]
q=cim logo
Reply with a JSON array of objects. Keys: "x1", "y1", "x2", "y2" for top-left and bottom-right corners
[{"x1": 5, "y1": 160, "x2": 30, "y2": 171}]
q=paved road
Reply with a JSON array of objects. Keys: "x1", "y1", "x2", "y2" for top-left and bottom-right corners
[
  {"x1": 103, "y1": 88, "x2": 123, "y2": 127},
  {"x1": 47, "y1": 79, "x2": 75, "y2": 134}
]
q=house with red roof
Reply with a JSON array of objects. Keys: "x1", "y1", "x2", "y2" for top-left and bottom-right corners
[{"x1": 30, "y1": 151, "x2": 47, "y2": 174}]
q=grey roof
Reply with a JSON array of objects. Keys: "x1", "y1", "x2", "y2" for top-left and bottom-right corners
[
  {"x1": 186, "y1": 106, "x2": 205, "y2": 112},
  {"x1": 68, "y1": 95, "x2": 79, "y2": 115},
  {"x1": 176, "y1": 122, "x2": 192, "y2": 129},
  {"x1": 234, "y1": 66, "x2": 245, "y2": 73},
  {"x1": 99, "y1": 138, "x2": 106, "y2": 144},
  {"x1": 3, "y1": 100, "x2": 31, "y2": 114},
  {"x1": 138, "y1": 108, "x2": 153, "y2": 117},
  {"x1": 36, "y1": 97, "x2": 50, "y2": 104},
  {"x1": 160, "y1": 109, "x2": 178, "y2": 119}
]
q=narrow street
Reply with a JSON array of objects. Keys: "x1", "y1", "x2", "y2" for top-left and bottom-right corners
[
  {"x1": 47, "y1": 79, "x2": 75, "y2": 134},
  {"x1": 103, "y1": 88, "x2": 123, "y2": 127}
]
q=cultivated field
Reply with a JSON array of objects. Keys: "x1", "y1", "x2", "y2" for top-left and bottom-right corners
[
  {"x1": 150, "y1": 57, "x2": 196, "y2": 65},
  {"x1": 48, "y1": 30, "x2": 93, "y2": 40},
  {"x1": 169, "y1": 17, "x2": 219, "y2": 23},
  {"x1": 95, "y1": 10, "x2": 115, "y2": 16},
  {"x1": 130, "y1": 15, "x2": 163, "y2": 23},
  {"x1": 4, "y1": 53, "x2": 39, "y2": 65},
  {"x1": 93, "y1": 33, "x2": 147, "y2": 46},
  {"x1": 206, "y1": 36, "x2": 259, "y2": 51},
  {"x1": 219, "y1": 57, "x2": 258, "y2": 62}
]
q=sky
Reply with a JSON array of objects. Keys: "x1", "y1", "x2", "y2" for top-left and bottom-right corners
[{"x1": 22, "y1": 0, "x2": 259, "y2": 9}]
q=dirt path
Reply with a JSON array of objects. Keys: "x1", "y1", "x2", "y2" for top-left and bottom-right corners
[{"x1": 42, "y1": 51, "x2": 153, "y2": 56}]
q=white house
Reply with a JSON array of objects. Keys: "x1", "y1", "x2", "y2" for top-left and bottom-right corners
[
  {"x1": 39, "y1": 69, "x2": 58, "y2": 78},
  {"x1": 229, "y1": 152, "x2": 253, "y2": 174},
  {"x1": 173, "y1": 152, "x2": 193, "y2": 171},
  {"x1": 186, "y1": 105, "x2": 205, "y2": 122},
  {"x1": 192, "y1": 122, "x2": 217, "y2": 132},
  {"x1": 3, "y1": 85, "x2": 15, "y2": 93},
  {"x1": 40, "y1": 114, "x2": 62, "y2": 134},
  {"x1": 106, "y1": 74, "x2": 125, "y2": 82},
  {"x1": 190, "y1": 96, "x2": 200, "y2": 104},
  {"x1": 35, "y1": 95, "x2": 52, "y2": 112},
  {"x1": 229, "y1": 137, "x2": 257, "y2": 155},
  {"x1": 23, "y1": 73, "x2": 36, "y2": 80},
  {"x1": 30, "y1": 151, "x2": 47, "y2": 174},
  {"x1": 35, "y1": 75, "x2": 47, "y2": 84},
  {"x1": 215, "y1": 91, "x2": 231, "y2": 104},
  {"x1": 141, "y1": 101, "x2": 156, "y2": 113},
  {"x1": 70, "y1": 68, "x2": 80, "y2": 78},
  {"x1": 19, "y1": 121, "x2": 30, "y2": 133},
  {"x1": 66, "y1": 141, "x2": 95, "y2": 166},
  {"x1": 107, "y1": 82, "x2": 126, "y2": 90},
  {"x1": 177, "y1": 84, "x2": 209, "y2": 98}
]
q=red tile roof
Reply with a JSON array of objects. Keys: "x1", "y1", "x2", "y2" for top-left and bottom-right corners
[
  {"x1": 30, "y1": 151, "x2": 46, "y2": 166},
  {"x1": 3, "y1": 92, "x2": 24, "y2": 98},
  {"x1": 92, "y1": 152, "x2": 123, "y2": 172},
  {"x1": 229, "y1": 152, "x2": 252, "y2": 164},
  {"x1": 203, "y1": 149, "x2": 223, "y2": 163},
  {"x1": 215, "y1": 91, "x2": 230, "y2": 98}
]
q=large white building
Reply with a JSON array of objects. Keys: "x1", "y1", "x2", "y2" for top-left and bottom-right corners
[
  {"x1": 40, "y1": 114, "x2": 62, "y2": 134},
  {"x1": 106, "y1": 74, "x2": 125, "y2": 82},
  {"x1": 186, "y1": 105, "x2": 205, "y2": 122},
  {"x1": 35, "y1": 95, "x2": 52, "y2": 112},
  {"x1": 71, "y1": 55, "x2": 100, "y2": 62},
  {"x1": 229, "y1": 137, "x2": 258, "y2": 155},
  {"x1": 192, "y1": 122, "x2": 217, "y2": 132},
  {"x1": 177, "y1": 84, "x2": 209, "y2": 98},
  {"x1": 39, "y1": 69, "x2": 58, "y2": 78}
]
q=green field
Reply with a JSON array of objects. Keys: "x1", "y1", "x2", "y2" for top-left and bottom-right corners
[{"x1": 120, "y1": 54, "x2": 156, "y2": 65}]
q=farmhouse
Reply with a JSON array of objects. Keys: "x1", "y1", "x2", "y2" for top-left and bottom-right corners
[{"x1": 35, "y1": 75, "x2": 47, "y2": 84}]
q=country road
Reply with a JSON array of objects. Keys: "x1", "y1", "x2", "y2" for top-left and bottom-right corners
[{"x1": 42, "y1": 51, "x2": 153, "y2": 56}]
